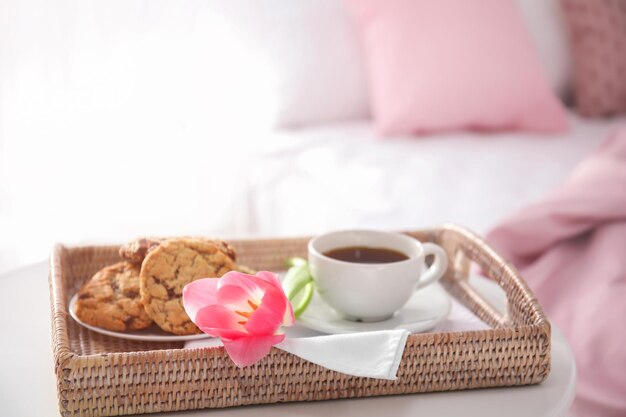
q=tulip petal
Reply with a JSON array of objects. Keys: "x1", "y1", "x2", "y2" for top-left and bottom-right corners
[
  {"x1": 217, "y1": 271, "x2": 268, "y2": 306},
  {"x1": 255, "y1": 271, "x2": 283, "y2": 291},
  {"x1": 255, "y1": 271, "x2": 294, "y2": 326},
  {"x1": 217, "y1": 284, "x2": 258, "y2": 312},
  {"x1": 222, "y1": 334, "x2": 285, "y2": 367},
  {"x1": 245, "y1": 286, "x2": 287, "y2": 335},
  {"x1": 182, "y1": 278, "x2": 219, "y2": 323},
  {"x1": 195, "y1": 305, "x2": 247, "y2": 340}
]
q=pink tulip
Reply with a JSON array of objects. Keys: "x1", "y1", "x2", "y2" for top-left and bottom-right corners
[{"x1": 182, "y1": 270, "x2": 295, "y2": 367}]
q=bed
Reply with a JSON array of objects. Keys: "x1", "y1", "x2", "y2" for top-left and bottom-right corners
[{"x1": 244, "y1": 111, "x2": 626, "y2": 236}]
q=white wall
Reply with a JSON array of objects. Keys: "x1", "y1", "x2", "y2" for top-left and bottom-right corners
[{"x1": 0, "y1": 0, "x2": 277, "y2": 271}]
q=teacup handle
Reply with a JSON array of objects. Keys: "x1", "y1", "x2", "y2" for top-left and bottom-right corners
[{"x1": 417, "y1": 243, "x2": 448, "y2": 289}]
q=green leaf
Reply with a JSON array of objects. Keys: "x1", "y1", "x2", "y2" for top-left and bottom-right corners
[
  {"x1": 292, "y1": 282, "x2": 314, "y2": 318},
  {"x1": 282, "y1": 258, "x2": 314, "y2": 318}
]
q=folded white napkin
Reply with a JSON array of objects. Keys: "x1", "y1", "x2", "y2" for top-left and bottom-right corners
[{"x1": 185, "y1": 329, "x2": 409, "y2": 380}]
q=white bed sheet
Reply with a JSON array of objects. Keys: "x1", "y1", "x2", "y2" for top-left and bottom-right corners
[{"x1": 246, "y1": 112, "x2": 626, "y2": 236}]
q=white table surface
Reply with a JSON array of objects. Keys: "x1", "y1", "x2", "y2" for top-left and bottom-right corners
[{"x1": 0, "y1": 262, "x2": 576, "y2": 417}]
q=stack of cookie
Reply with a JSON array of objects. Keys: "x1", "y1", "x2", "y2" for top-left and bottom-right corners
[{"x1": 74, "y1": 237, "x2": 253, "y2": 335}]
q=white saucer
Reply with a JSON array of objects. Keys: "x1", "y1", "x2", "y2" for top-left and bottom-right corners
[
  {"x1": 68, "y1": 294, "x2": 212, "y2": 342},
  {"x1": 297, "y1": 283, "x2": 451, "y2": 334}
]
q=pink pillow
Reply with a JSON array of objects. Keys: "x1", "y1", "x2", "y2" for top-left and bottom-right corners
[
  {"x1": 560, "y1": 0, "x2": 626, "y2": 117},
  {"x1": 345, "y1": 0, "x2": 569, "y2": 136}
]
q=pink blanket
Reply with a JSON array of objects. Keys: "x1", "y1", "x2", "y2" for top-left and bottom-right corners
[{"x1": 487, "y1": 127, "x2": 626, "y2": 417}]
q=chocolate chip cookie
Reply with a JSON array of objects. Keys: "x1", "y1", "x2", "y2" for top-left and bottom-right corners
[
  {"x1": 139, "y1": 238, "x2": 237, "y2": 335},
  {"x1": 119, "y1": 238, "x2": 162, "y2": 264},
  {"x1": 74, "y1": 261, "x2": 153, "y2": 332},
  {"x1": 120, "y1": 237, "x2": 237, "y2": 264}
]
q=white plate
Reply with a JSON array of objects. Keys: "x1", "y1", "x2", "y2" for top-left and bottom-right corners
[
  {"x1": 297, "y1": 283, "x2": 451, "y2": 334},
  {"x1": 68, "y1": 294, "x2": 212, "y2": 342}
]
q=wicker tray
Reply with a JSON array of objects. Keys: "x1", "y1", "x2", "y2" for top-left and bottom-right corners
[{"x1": 49, "y1": 225, "x2": 551, "y2": 417}]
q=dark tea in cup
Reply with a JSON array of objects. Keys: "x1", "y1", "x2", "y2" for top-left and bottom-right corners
[{"x1": 323, "y1": 246, "x2": 409, "y2": 264}]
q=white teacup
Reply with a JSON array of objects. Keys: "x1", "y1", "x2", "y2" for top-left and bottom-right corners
[{"x1": 308, "y1": 230, "x2": 448, "y2": 322}]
